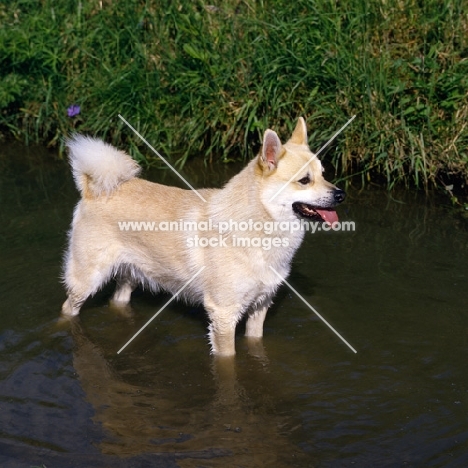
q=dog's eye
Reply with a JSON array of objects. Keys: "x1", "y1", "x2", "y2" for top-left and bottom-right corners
[{"x1": 298, "y1": 176, "x2": 310, "y2": 185}]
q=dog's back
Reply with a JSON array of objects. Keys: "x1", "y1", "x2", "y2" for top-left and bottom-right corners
[{"x1": 63, "y1": 136, "x2": 209, "y2": 317}]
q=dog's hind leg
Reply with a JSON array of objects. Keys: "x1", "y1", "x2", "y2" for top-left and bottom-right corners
[
  {"x1": 62, "y1": 292, "x2": 87, "y2": 317},
  {"x1": 61, "y1": 250, "x2": 115, "y2": 317},
  {"x1": 62, "y1": 275, "x2": 104, "y2": 317},
  {"x1": 110, "y1": 279, "x2": 135, "y2": 306}
]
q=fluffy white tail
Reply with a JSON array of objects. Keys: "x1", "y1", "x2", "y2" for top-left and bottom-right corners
[{"x1": 67, "y1": 135, "x2": 141, "y2": 198}]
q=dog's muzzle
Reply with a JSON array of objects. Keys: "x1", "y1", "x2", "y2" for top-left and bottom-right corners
[{"x1": 292, "y1": 188, "x2": 345, "y2": 224}]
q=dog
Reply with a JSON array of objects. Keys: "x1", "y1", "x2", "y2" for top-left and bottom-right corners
[{"x1": 62, "y1": 118, "x2": 345, "y2": 356}]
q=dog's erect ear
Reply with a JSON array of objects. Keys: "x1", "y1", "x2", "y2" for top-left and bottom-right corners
[
  {"x1": 261, "y1": 129, "x2": 283, "y2": 171},
  {"x1": 289, "y1": 117, "x2": 308, "y2": 145}
]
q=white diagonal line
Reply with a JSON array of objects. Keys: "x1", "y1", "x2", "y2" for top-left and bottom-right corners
[
  {"x1": 269, "y1": 266, "x2": 357, "y2": 353},
  {"x1": 117, "y1": 266, "x2": 206, "y2": 354},
  {"x1": 118, "y1": 114, "x2": 207, "y2": 203},
  {"x1": 269, "y1": 115, "x2": 356, "y2": 202}
]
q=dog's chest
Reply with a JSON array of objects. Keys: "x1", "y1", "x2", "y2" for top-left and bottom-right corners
[{"x1": 236, "y1": 261, "x2": 289, "y2": 308}]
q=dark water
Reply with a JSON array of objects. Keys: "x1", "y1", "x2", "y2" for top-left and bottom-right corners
[{"x1": 1, "y1": 143, "x2": 468, "y2": 467}]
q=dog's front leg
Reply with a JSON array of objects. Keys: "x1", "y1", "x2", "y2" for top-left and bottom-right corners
[
  {"x1": 244, "y1": 303, "x2": 272, "y2": 365},
  {"x1": 245, "y1": 302, "x2": 271, "y2": 338},
  {"x1": 208, "y1": 318, "x2": 237, "y2": 356},
  {"x1": 205, "y1": 300, "x2": 240, "y2": 356}
]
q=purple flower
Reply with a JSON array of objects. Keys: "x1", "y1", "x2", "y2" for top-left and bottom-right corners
[{"x1": 67, "y1": 104, "x2": 81, "y2": 117}]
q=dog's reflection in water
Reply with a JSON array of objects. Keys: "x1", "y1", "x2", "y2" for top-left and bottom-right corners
[{"x1": 69, "y1": 318, "x2": 305, "y2": 467}]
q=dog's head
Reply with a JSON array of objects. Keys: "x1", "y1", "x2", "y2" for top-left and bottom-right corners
[{"x1": 257, "y1": 118, "x2": 345, "y2": 224}]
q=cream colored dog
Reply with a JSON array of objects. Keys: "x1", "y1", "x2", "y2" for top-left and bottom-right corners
[{"x1": 62, "y1": 118, "x2": 345, "y2": 355}]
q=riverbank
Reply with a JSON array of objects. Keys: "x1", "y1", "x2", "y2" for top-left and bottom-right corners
[{"x1": 1, "y1": 0, "x2": 467, "y2": 195}]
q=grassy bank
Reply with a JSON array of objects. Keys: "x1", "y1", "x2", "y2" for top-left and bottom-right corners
[{"x1": 1, "y1": 0, "x2": 467, "y2": 194}]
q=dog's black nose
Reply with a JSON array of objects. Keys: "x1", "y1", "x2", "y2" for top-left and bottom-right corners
[{"x1": 334, "y1": 189, "x2": 345, "y2": 204}]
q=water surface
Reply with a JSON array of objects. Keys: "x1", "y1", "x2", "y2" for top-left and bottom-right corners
[{"x1": 0, "y1": 144, "x2": 467, "y2": 467}]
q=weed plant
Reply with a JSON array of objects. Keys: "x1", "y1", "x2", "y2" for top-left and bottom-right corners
[{"x1": 0, "y1": 0, "x2": 467, "y2": 192}]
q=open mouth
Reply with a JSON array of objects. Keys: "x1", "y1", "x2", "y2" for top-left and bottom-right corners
[{"x1": 292, "y1": 202, "x2": 339, "y2": 224}]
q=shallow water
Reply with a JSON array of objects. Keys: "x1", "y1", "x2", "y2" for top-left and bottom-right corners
[{"x1": 1, "y1": 143, "x2": 468, "y2": 467}]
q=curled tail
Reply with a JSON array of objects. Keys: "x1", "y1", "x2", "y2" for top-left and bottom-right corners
[{"x1": 67, "y1": 135, "x2": 141, "y2": 198}]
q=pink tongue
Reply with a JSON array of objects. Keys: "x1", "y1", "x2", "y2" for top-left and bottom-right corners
[{"x1": 316, "y1": 209, "x2": 339, "y2": 224}]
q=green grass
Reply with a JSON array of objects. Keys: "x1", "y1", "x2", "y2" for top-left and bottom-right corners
[{"x1": 0, "y1": 0, "x2": 467, "y2": 194}]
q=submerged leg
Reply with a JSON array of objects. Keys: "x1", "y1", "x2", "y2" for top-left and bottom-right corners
[
  {"x1": 205, "y1": 299, "x2": 241, "y2": 356},
  {"x1": 62, "y1": 292, "x2": 87, "y2": 317},
  {"x1": 208, "y1": 318, "x2": 237, "y2": 356},
  {"x1": 62, "y1": 250, "x2": 114, "y2": 316},
  {"x1": 111, "y1": 279, "x2": 135, "y2": 306},
  {"x1": 245, "y1": 304, "x2": 270, "y2": 338}
]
